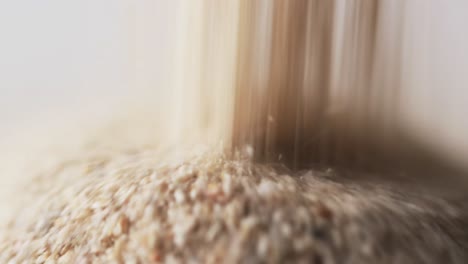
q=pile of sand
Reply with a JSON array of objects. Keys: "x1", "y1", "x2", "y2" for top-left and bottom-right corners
[{"x1": 1, "y1": 145, "x2": 467, "y2": 263}]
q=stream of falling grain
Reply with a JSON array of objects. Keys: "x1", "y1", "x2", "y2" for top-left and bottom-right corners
[{"x1": 172, "y1": 1, "x2": 413, "y2": 172}]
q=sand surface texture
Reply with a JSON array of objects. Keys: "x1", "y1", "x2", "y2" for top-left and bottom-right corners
[{"x1": 1, "y1": 143, "x2": 467, "y2": 263}]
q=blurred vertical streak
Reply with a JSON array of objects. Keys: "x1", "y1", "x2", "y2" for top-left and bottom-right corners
[
  {"x1": 233, "y1": 0, "x2": 336, "y2": 168},
  {"x1": 301, "y1": 0, "x2": 335, "y2": 167},
  {"x1": 232, "y1": 1, "x2": 403, "y2": 169},
  {"x1": 170, "y1": 0, "x2": 468, "y2": 176},
  {"x1": 233, "y1": 0, "x2": 272, "y2": 159},
  {"x1": 171, "y1": 0, "x2": 240, "y2": 147}
]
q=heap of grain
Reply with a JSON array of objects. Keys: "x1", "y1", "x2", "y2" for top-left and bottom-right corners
[{"x1": 1, "y1": 146, "x2": 467, "y2": 263}]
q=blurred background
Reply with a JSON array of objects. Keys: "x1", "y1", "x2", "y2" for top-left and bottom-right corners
[
  {"x1": 0, "y1": 0, "x2": 177, "y2": 136},
  {"x1": 0, "y1": 1, "x2": 467, "y2": 161},
  {"x1": 0, "y1": 0, "x2": 468, "y2": 218},
  {"x1": 0, "y1": 0, "x2": 178, "y2": 223}
]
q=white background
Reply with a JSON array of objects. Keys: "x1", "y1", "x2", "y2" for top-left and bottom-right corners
[{"x1": 0, "y1": 1, "x2": 467, "y2": 176}]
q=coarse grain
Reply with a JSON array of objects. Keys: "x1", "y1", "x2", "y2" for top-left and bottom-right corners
[{"x1": 0, "y1": 147, "x2": 467, "y2": 264}]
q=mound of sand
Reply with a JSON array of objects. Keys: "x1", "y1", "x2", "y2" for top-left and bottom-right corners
[{"x1": 1, "y1": 146, "x2": 467, "y2": 263}]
